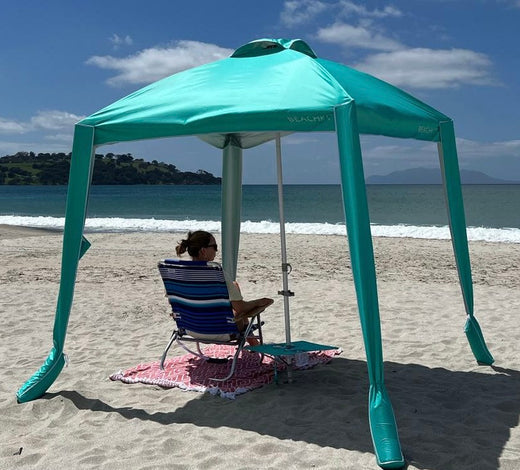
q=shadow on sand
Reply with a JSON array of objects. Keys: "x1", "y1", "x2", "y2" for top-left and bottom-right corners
[{"x1": 45, "y1": 358, "x2": 520, "y2": 470}]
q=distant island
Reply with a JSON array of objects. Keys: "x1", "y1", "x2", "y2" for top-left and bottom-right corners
[
  {"x1": 0, "y1": 152, "x2": 221, "y2": 185},
  {"x1": 366, "y1": 167, "x2": 519, "y2": 184}
]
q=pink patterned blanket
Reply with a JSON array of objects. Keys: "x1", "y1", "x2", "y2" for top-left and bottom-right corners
[{"x1": 110, "y1": 344, "x2": 341, "y2": 399}]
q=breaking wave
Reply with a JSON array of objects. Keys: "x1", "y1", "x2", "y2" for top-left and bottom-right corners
[{"x1": 2, "y1": 215, "x2": 520, "y2": 243}]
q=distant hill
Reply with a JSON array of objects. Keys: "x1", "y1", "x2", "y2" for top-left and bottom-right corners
[
  {"x1": 366, "y1": 167, "x2": 518, "y2": 184},
  {"x1": 0, "y1": 151, "x2": 221, "y2": 185}
]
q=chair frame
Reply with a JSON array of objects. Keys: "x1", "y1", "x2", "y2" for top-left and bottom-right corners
[{"x1": 158, "y1": 259, "x2": 264, "y2": 382}]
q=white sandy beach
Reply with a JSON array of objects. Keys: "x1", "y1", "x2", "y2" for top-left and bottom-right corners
[{"x1": 1, "y1": 226, "x2": 519, "y2": 469}]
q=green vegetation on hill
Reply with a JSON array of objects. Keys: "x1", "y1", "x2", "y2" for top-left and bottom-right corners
[{"x1": 0, "y1": 152, "x2": 221, "y2": 185}]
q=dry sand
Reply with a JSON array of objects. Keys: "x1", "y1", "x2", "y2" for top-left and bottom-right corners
[{"x1": 1, "y1": 226, "x2": 519, "y2": 469}]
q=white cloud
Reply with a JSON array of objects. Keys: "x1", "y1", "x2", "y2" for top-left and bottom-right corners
[
  {"x1": 457, "y1": 137, "x2": 520, "y2": 159},
  {"x1": 310, "y1": 3, "x2": 498, "y2": 91},
  {"x1": 280, "y1": 0, "x2": 402, "y2": 26},
  {"x1": 110, "y1": 33, "x2": 133, "y2": 49},
  {"x1": 0, "y1": 111, "x2": 84, "y2": 136},
  {"x1": 316, "y1": 22, "x2": 403, "y2": 51},
  {"x1": 280, "y1": 0, "x2": 328, "y2": 26},
  {"x1": 44, "y1": 133, "x2": 75, "y2": 142},
  {"x1": 284, "y1": 134, "x2": 321, "y2": 145},
  {"x1": 355, "y1": 48, "x2": 498, "y2": 89},
  {"x1": 497, "y1": 0, "x2": 520, "y2": 8},
  {"x1": 0, "y1": 140, "x2": 29, "y2": 154},
  {"x1": 337, "y1": 1, "x2": 403, "y2": 19},
  {"x1": 361, "y1": 137, "x2": 520, "y2": 167},
  {"x1": 87, "y1": 40, "x2": 233, "y2": 86},
  {"x1": 30, "y1": 110, "x2": 84, "y2": 130},
  {"x1": 359, "y1": 136, "x2": 520, "y2": 180},
  {"x1": 363, "y1": 140, "x2": 437, "y2": 164},
  {"x1": 0, "y1": 139, "x2": 73, "y2": 155},
  {"x1": 0, "y1": 117, "x2": 27, "y2": 134}
]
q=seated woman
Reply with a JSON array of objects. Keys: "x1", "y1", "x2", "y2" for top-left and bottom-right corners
[{"x1": 175, "y1": 230, "x2": 273, "y2": 344}]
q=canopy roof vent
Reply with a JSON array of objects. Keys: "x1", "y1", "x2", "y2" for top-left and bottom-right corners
[{"x1": 231, "y1": 38, "x2": 317, "y2": 59}]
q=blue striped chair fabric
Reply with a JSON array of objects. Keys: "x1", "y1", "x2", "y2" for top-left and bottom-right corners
[
  {"x1": 158, "y1": 259, "x2": 265, "y2": 379},
  {"x1": 159, "y1": 261, "x2": 240, "y2": 336}
]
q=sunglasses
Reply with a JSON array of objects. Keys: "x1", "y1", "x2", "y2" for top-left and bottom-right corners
[{"x1": 205, "y1": 244, "x2": 218, "y2": 251}]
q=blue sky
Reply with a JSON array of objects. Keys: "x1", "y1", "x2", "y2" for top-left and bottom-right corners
[{"x1": 1, "y1": 0, "x2": 519, "y2": 183}]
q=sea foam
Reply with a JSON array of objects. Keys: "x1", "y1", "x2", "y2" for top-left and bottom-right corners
[{"x1": 1, "y1": 215, "x2": 519, "y2": 243}]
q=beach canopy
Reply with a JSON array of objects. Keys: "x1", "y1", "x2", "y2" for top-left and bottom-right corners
[{"x1": 18, "y1": 38, "x2": 493, "y2": 469}]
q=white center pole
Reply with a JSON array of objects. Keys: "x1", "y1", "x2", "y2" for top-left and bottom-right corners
[{"x1": 276, "y1": 133, "x2": 293, "y2": 347}]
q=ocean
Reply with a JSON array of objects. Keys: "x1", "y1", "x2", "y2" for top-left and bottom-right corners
[{"x1": 1, "y1": 184, "x2": 519, "y2": 243}]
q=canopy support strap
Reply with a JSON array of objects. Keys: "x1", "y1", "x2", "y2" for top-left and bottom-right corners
[{"x1": 437, "y1": 121, "x2": 493, "y2": 364}]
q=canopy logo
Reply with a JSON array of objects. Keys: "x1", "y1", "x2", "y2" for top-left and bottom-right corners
[
  {"x1": 417, "y1": 125, "x2": 435, "y2": 135},
  {"x1": 287, "y1": 114, "x2": 332, "y2": 124}
]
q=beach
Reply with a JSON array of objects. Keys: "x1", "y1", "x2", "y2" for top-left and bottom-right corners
[{"x1": 1, "y1": 226, "x2": 519, "y2": 469}]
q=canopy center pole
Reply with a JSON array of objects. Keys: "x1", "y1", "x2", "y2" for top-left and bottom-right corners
[{"x1": 276, "y1": 133, "x2": 293, "y2": 347}]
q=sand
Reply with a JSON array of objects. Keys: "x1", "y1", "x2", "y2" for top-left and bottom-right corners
[{"x1": 1, "y1": 226, "x2": 519, "y2": 469}]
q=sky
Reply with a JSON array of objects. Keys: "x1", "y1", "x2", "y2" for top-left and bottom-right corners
[{"x1": 1, "y1": 0, "x2": 519, "y2": 184}]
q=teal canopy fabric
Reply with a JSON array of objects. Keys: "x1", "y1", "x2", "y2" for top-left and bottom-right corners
[
  {"x1": 17, "y1": 38, "x2": 493, "y2": 469},
  {"x1": 80, "y1": 38, "x2": 444, "y2": 147}
]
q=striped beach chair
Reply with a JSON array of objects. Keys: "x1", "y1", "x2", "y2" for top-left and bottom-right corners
[{"x1": 158, "y1": 259, "x2": 264, "y2": 381}]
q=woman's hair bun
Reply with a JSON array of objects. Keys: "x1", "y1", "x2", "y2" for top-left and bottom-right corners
[{"x1": 176, "y1": 238, "x2": 189, "y2": 256}]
